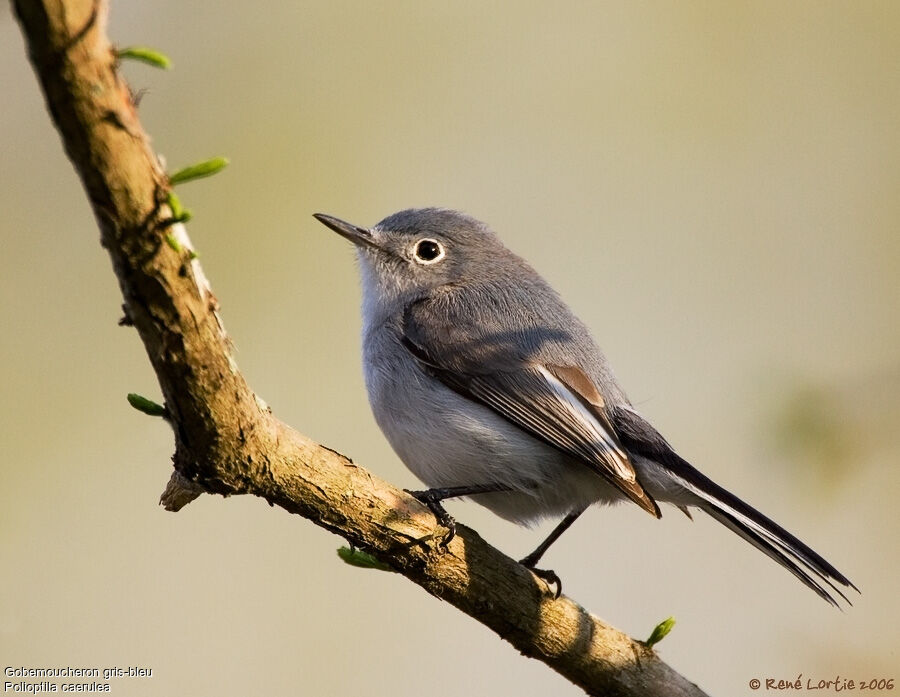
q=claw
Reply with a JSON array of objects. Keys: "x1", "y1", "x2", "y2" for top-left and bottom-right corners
[
  {"x1": 519, "y1": 559, "x2": 563, "y2": 598},
  {"x1": 406, "y1": 489, "x2": 457, "y2": 545}
]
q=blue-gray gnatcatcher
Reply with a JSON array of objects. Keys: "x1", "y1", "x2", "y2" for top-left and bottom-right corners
[{"x1": 314, "y1": 208, "x2": 856, "y2": 605}]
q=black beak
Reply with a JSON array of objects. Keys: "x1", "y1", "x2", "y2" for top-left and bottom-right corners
[{"x1": 313, "y1": 213, "x2": 377, "y2": 249}]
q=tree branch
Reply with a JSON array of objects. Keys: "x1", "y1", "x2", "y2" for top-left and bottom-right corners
[{"x1": 13, "y1": 1, "x2": 708, "y2": 695}]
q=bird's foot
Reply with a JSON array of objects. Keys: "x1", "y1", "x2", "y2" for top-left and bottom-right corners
[
  {"x1": 406, "y1": 488, "x2": 457, "y2": 546},
  {"x1": 519, "y1": 557, "x2": 562, "y2": 598}
]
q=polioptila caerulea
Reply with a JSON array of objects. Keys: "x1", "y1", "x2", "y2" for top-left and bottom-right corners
[{"x1": 314, "y1": 208, "x2": 856, "y2": 605}]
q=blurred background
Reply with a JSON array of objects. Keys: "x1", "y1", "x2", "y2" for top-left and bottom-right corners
[{"x1": 2, "y1": 1, "x2": 897, "y2": 695}]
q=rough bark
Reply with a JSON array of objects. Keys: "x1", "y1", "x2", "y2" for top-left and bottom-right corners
[{"x1": 13, "y1": 1, "x2": 709, "y2": 695}]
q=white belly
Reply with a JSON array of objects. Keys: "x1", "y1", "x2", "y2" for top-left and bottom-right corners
[{"x1": 362, "y1": 327, "x2": 616, "y2": 525}]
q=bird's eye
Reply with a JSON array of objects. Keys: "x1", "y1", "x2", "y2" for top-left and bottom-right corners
[{"x1": 413, "y1": 238, "x2": 445, "y2": 264}]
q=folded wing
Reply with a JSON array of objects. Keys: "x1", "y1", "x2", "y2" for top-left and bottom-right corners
[{"x1": 400, "y1": 309, "x2": 660, "y2": 517}]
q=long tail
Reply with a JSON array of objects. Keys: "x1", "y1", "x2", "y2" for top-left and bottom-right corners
[
  {"x1": 613, "y1": 406, "x2": 858, "y2": 607},
  {"x1": 673, "y1": 460, "x2": 857, "y2": 607}
]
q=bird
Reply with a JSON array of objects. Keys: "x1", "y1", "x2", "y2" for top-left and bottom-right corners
[{"x1": 313, "y1": 207, "x2": 857, "y2": 605}]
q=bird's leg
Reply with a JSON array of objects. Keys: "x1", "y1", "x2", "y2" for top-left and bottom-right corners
[
  {"x1": 405, "y1": 483, "x2": 514, "y2": 545},
  {"x1": 519, "y1": 507, "x2": 586, "y2": 567},
  {"x1": 519, "y1": 505, "x2": 588, "y2": 598}
]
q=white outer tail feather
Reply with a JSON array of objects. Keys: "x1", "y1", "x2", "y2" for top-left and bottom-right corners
[{"x1": 670, "y1": 472, "x2": 852, "y2": 607}]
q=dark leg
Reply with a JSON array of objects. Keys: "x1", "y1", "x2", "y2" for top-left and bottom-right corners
[
  {"x1": 406, "y1": 483, "x2": 514, "y2": 545},
  {"x1": 520, "y1": 506, "x2": 587, "y2": 568},
  {"x1": 519, "y1": 505, "x2": 588, "y2": 598}
]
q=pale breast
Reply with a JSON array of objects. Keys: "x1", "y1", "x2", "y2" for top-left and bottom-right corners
[{"x1": 361, "y1": 325, "x2": 616, "y2": 524}]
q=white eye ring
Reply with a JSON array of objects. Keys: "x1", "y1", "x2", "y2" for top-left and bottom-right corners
[{"x1": 412, "y1": 238, "x2": 446, "y2": 265}]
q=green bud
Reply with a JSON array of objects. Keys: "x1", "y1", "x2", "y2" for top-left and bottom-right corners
[
  {"x1": 337, "y1": 546, "x2": 394, "y2": 572},
  {"x1": 644, "y1": 616, "x2": 676, "y2": 648},
  {"x1": 164, "y1": 233, "x2": 182, "y2": 252},
  {"x1": 168, "y1": 157, "x2": 229, "y2": 186},
  {"x1": 117, "y1": 46, "x2": 172, "y2": 70},
  {"x1": 126, "y1": 393, "x2": 167, "y2": 417},
  {"x1": 166, "y1": 191, "x2": 184, "y2": 218},
  {"x1": 165, "y1": 192, "x2": 192, "y2": 223}
]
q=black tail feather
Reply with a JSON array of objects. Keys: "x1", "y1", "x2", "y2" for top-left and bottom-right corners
[
  {"x1": 703, "y1": 505, "x2": 850, "y2": 608},
  {"x1": 613, "y1": 406, "x2": 858, "y2": 605}
]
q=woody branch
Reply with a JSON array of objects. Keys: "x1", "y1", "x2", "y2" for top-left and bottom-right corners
[{"x1": 12, "y1": 2, "x2": 708, "y2": 695}]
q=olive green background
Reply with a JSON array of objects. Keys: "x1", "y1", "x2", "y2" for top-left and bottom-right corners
[{"x1": 2, "y1": 2, "x2": 898, "y2": 695}]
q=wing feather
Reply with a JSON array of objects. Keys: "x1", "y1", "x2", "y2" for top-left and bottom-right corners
[{"x1": 401, "y1": 330, "x2": 660, "y2": 517}]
